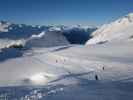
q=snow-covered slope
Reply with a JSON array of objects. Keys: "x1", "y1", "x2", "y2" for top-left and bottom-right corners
[
  {"x1": 0, "y1": 31, "x2": 69, "y2": 49},
  {"x1": 1, "y1": 12, "x2": 133, "y2": 99},
  {"x1": 86, "y1": 13, "x2": 133, "y2": 45},
  {"x1": 47, "y1": 25, "x2": 97, "y2": 44},
  {"x1": 0, "y1": 40, "x2": 133, "y2": 86},
  {"x1": 26, "y1": 31, "x2": 69, "y2": 48},
  {"x1": 0, "y1": 22, "x2": 69, "y2": 49},
  {"x1": 0, "y1": 39, "x2": 133, "y2": 99},
  {"x1": 0, "y1": 18, "x2": 133, "y2": 99}
]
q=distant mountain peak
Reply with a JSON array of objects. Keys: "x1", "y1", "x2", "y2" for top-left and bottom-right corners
[
  {"x1": 127, "y1": 13, "x2": 133, "y2": 18},
  {"x1": 126, "y1": 13, "x2": 133, "y2": 22}
]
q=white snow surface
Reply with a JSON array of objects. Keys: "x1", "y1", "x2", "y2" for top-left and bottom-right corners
[
  {"x1": 86, "y1": 13, "x2": 133, "y2": 45},
  {"x1": 30, "y1": 31, "x2": 46, "y2": 39},
  {"x1": 0, "y1": 13, "x2": 133, "y2": 100},
  {"x1": 0, "y1": 41, "x2": 133, "y2": 86},
  {"x1": 0, "y1": 40, "x2": 133, "y2": 100}
]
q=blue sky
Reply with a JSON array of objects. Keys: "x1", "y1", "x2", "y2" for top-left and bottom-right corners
[{"x1": 0, "y1": 0, "x2": 132, "y2": 26}]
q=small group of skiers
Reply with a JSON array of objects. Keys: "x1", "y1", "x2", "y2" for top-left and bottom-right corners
[
  {"x1": 55, "y1": 59, "x2": 66, "y2": 63},
  {"x1": 55, "y1": 59, "x2": 105, "y2": 81}
]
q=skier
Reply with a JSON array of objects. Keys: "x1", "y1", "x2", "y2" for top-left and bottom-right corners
[
  {"x1": 102, "y1": 66, "x2": 105, "y2": 70},
  {"x1": 95, "y1": 74, "x2": 99, "y2": 80},
  {"x1": 56, "y1": 60, "x2": 58, "y2": 63}
]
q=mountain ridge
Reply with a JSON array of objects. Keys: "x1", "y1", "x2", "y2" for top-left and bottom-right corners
[{"x1": 86, "y1": 13, "x2": 133, "y2": 45}]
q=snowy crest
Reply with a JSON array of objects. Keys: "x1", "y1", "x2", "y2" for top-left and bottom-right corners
[{"x1": 86, "y1": 13, "x2": 133, "y2": 45}]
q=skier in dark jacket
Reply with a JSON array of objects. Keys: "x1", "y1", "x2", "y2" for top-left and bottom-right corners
[
  {"x1": 95, "y1": 74, "x2": 99, "y2": 80},
  {"x1": 102, "y1": 66, "x2": 105, "y2": 70}
]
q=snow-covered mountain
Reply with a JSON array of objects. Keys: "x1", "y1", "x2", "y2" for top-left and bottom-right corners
[
  {"x1": 86, "y1": 13, "x2": 133, "y2": 45},
  {"x1": 0, "y1": 14, "x2": 133, "y2": 100},
  {"x1": 45, "y1": 25, "x2": 97, "y2": 44},
  {"x1": 0, "y1": 21, "x2": 11, "y2": 32},
  {"x1": 0, "y1": 21, "x2": 96, "y2": 49},
  {"x1": 26, "y1": 31, "x2": 69, "y2": 48}
]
